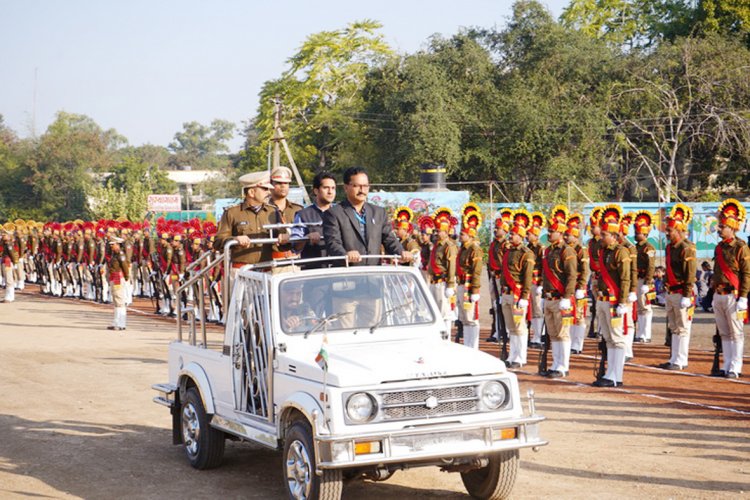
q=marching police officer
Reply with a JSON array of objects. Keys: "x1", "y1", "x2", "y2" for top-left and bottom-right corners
[
  {"x1": 633, "y1": 211, "x2": 656, "y2": 343},
  {"x1": 501, "y1": 210, "x2": 534, "y2": 367}
]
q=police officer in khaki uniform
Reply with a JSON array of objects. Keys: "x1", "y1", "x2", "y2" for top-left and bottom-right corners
[
  {"x1": 107, "y1": 236, "x2": 130, "y2": 331},
  {"x1": 593, "y1": 206, "x2": 631, "y2": 387},
  {"x1": 564, "y1": 213, "x2": 589, "y2": 355},
  {"x1": 501, "y1": 210, "x2": 534, "y2": 367},
  {"x1": 1, "y1": 223, "x2": 19, "y2": 303},
  {"x1": 616, "y1": 213, "x2": 639, "y2": 360},
  {"x1": 527, "y1": 212, "x2": 546, "y2": 348},
  {"x1": 587, "y1": 207, "x2": 604, "y2": 339},
  {"x1": 712, "y1": 199, "x2": 749, "y2": 378},
  {"x1": 542, "y1": 206, "x2": 578, "y2": 378},
  {"x1": 269, "y1": 166, "x2": 302, "y2": 260},
  {"x1": 428, "y1": 208, "x2": 458, "y2": 334},
  {"x1": 392, "y1": 207, "x2": 421, "y2": 266},
  {"x1": 214, "y1": 171, "x2": 288, "y2": 270},
  {"x1": 633, "y1": 211, "x2": 656, "y2": 343},
  {"x1": 486, "y1": 208, "x2": 513, "y2": 343},
  {"x1": 456, "y1": 209, "x2": 484, "y2": 349},
  {"x1": 661, "y1": 203, "x2": 697, "y2": 370}
]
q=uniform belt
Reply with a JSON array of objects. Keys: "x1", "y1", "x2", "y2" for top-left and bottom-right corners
[
  {"x1": 272, "y1": 250, "x2": 296, "y2": 260},
  {"x1": 715, "y1": 285, "x2": 735, "y2": 295},
  {"x1": 544, "y1": 292, "x2": 561, "y2": 299},
  {"x1": 231, "y1": 262, "x2": 252, "y2": 269},
  {"x1": 431, "y1": 278, "x2": 445, "y2": 284}
]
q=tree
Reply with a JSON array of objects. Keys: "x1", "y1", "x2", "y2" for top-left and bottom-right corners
[
  {"x1": 26, "y1": 112, "x2": 120, "y2": 220},
  {"x1": 607, "y1": 34, "x2": 750, "y2": 201},
  {"x1": 246, "y1": 20, "x2": 393, "y2": 176},
  {"x1": 169, "y1": 119, "x2": 235, "y2": 169}
]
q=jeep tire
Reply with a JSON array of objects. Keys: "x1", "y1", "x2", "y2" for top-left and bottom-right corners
[
  {"x1": 460, "y1": 449, "x2": 519, "y2": 500},
  {"x1": 283, "y1": 420, "x2": 342, "y2": 500},
  {"x1": 181, "y1": 387, "x2": 225, "y2": 469}
]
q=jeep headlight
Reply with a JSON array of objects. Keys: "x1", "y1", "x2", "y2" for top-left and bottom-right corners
[
  {"x1": 481, "y1": 381, "x2": 509, "y2": 410},
  {"x1": 346, "y1": 392, "x2": 377, "y2": 423}
]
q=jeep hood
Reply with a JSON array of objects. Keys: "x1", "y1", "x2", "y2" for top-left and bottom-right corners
[{"x1": 287, "y1": 338, "x2": 506, "y2": 387}]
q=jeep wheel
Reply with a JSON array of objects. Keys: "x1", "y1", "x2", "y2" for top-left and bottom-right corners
[
  {"x1": 283, "y1": 420, "x2": 342, "y2": 500},
  {"x1": 460, "y1": 450, "x2": 519, "y2": 500},
  {"x1": 181, "y1": 387, "x2": 225, "y2": 469}
]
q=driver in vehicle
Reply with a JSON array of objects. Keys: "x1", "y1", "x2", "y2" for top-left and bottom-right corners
[{"x1": 281, "y1": 282, "x2": 318, "y2": 333}]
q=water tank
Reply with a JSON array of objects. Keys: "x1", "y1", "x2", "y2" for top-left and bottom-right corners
[{"x1": 419, "y1": 163, "x2": 447, "y2": 191}]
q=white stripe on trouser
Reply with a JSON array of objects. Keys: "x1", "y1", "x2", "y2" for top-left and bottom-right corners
[
  {"x1": 570, "y1": 325, "x2": 584, "y2": 352},
  {"x1": 463, "y1": 325, "x2": 479, "y2": 349},
  {"x1": 724, "y1": 338, "x2": 744, "y2": 375},
  {"x1": 669, "y1": 332, "x2": 690, "y2": 368},
  {"x1": 551, "y1": 340, "x2": 571, "y2": 373}
]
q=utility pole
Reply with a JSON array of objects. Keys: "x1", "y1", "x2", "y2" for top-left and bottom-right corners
[{"x1": 268, "y1": 97, "x2": 311, "y2": 205}]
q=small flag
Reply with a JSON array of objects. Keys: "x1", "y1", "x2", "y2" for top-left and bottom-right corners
[{"x1": 315, "y1": 335, "x2": 329, "y2": 371}]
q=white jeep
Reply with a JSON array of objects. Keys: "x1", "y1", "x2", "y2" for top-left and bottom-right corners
[{"x1": 153, "y1": 253, "x2": 546, "y2": 500}]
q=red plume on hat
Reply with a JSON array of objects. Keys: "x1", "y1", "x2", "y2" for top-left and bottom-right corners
[
  {"x1": 620, "y1": 212, "x2": 635, "y2": 233},
  {"x1": 462, "y1": 202, "x2": 481, "y2": 218},
  {"x1": 495, "y1": 208, "x2": 514, "y2": 230},
  {"x1": 511, "y1": 208, "x2": 531, "y2": 238},
  {"x1": 717, "y1": 198, "x2": 746, "y2": 231},
  {"x1": 392, "y1": 206, "x2": 414, "y2": 232},
  {"x1": 529, "y1": 211, "x2": 545, "y2": 236},
  {"x1": 666, "y1": 203, "x2": 692, "y2": 232},
  {"x1": 600, "y1": 205, "x2": 622, "y2": 233},
  {"x1": 548, "y1": 205, "x2": 569, "y2": 233},
  {"x1": 433, "y1": 207, "x2": 457, "y2": 233},
  {"x1": 461, "y1": 210, "x2": 482, "y2": 237},
  {"x1": 202, "y1": 221, "x2": 217, "y2": 236},
  {"x1": 188, "y1": 218, "x2": 202, "y2": 232},
  {"x1": 417, "y1": 215, "x2": 435, "y2": 234},
  {"x1": 566, "y1": 213, "x2": 583, "y2": 238},
  {"x1": 633, "y1": 210, "x2": 653, "y2": 235}
]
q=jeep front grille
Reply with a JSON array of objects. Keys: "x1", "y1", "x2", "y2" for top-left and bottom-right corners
[{"x1": 380, "y1": 385, "x2": 479, "y2": 420}]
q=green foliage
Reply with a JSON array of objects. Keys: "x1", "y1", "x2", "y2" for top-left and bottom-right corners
[
  {"x1": 244, "y1": 20, "x2": 393, "y2": 176},
  {"x1": 169, "y1": 119, "x2": 235, "y2": 169}
]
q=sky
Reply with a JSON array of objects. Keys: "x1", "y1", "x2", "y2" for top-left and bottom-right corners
[{"x1": 1, "y1": 0, "x2": 569, "y2": 152}]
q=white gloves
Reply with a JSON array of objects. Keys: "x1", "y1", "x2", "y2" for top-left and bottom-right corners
[
  {"x1": 559, "y1": 298, "x2": 572, "y2": 310},
  {"x1": 517, "y1": 298, "x2": 529, "y2": 309},
  {"x1": 640, "y1": 285, "x2": 649, "y2": 294},
  {"x1": 680, "y1": 297, "x2": 692, "y2": 309},
  {"x1": 445, "y1": 287, "x2": 455, "y2": 298},
  {"x1": 628, "y1": 292, "x2": 637, "y2": 303},
  {"x1": 738, "y1": 297, "x2": 748, "y2": 311},
  {"x1": 616, "y1": 304, "x2": 628, "y2": 316},
  {"x1": 575, "y1": 289, "x2": 585, "y2": 300},
  {"x1": 471, "y1": 293, "x2": 480, "y2": 303},
  {"x1": 535, "y1": 285, "x2": 543, "y2": 296}
]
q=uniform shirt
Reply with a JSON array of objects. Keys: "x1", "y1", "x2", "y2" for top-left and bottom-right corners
[
  {"x1": 542, "y1": 239, "x2": 577, "y2": 298},
  {"x1": 487, "y1": 238, "x2": 509, "y2": 276},
  {"x1": 570, "y1": 242, "x2": 590, "y2": 291},
  {"x1": 588, "y1": 236, "x2": 602, "y2": 277},
  {"x1": 665, "y1": 238, "x2": 696, "y2": 295},
  {"x1": 171, "y1": 245, "x2": 186, "y2": 276},
  {"x1": 214, "y1": 201, "x2": 282, "y2": 264},
  {"x1": 499, "y1": 242, "x2": 534, "y2": 298},
  {"x1": 597, "y1": 243, "x2": 631, "y2": 304},
  {"x1": 429, "y1": 237, "x2": 457, "y2": 285},
  {"x1": 457, "y1": 239, "x2": 483, "y2": 291},
  {"x1": 108, "y1": 249, "x2": 131, "y2": 281},
  {"x1": 527, "y1": 240, "x2": 545, "y2": 286},
  {"x1": 711, "y1": 237, "x2": 750, "y2": 297},
  {"x1": 621, "y1": 239, "x2": 638, "y2": 294},
  {"x1": 1, "y1": 238, "x2": 19, "y2": 265},
  {"x1": 636, "y1": 239, "x2": 656, "y2": 285},
  {"x1": 159, "y1": 242, "x2": 173, "y2": 275}
]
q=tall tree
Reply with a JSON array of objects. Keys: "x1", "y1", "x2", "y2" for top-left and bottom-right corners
[
  {"x1": 246, "y1": 20, "x2": 393, "y2": 176},
  {"x1": 169, "y1": 119, "x2": 235, "y2": 169}
]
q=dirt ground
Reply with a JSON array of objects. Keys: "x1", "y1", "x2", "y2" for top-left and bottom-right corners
[{"x1": 1, "y1": 290, "x2": 748, "y2": 499}]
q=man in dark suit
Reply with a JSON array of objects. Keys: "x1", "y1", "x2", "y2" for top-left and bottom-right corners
[{"x1": 323, "y1": 166, "x2": 410, "y2": 266}]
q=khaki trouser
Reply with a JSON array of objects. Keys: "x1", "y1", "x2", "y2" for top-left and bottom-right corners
[
  {"x1": 713, "y1": 293, "x2": 744, "y2": 340},
  {"x1": 111, "y1": 281, "x2": 126, "y2": 308},
  {"x1": 636, "y1": 278, "x2": 652, "y2": 315},
  {"x1": 597, "y1": 299, "x2": 626, "y2": 349},
  {"x1": 502, "y1": 293, "x2": 529, "y2": 336},
  {"x1": 666, "y1": 293, "x2": 692, "y2": 337},
  {"x1": 457, "y1": 284, "x2": 480, "y2": 327},
  {"x1": 430, "y1": 282, "x2": 455, "y2": 325},
  {"x1": 531, "y1": 288, "x2": 543, "y2": 318},
  {"x1": 544, "y1": 298, "x2": 571, "y2": 341}
]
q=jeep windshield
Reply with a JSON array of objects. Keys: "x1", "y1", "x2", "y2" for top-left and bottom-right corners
[{"x1": 278, "y1": 272, "x2": 435, "y2": 334}]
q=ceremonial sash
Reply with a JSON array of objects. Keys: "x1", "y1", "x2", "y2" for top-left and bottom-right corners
[
  {"x1": 598, "y1": 248, "x2": 628, "y2": 334},
  {"x1": 111, "y1": 271, "x2": 123, "y2": 285},
  {"x1": 501, "y1": 250, "x2": 522, "y2": 300},
  {"x1": 488, "y1": 240, "x2": 502, "y2": 272},
  {"x1": 588, "y1": 243, "x2": 600, "y2": 273},
  {"x1": 715, "y1": 242, "x2": 740, "y2": 293},
  {"x1": 429, "y1": 244, "x2": 443, "y2": 277},
  {"x1": 542, "y1": 247, "x2": 566, "y2": 297},
  {"x1": 665, "y1": 243, "x2": 680, "y2": 289}
]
